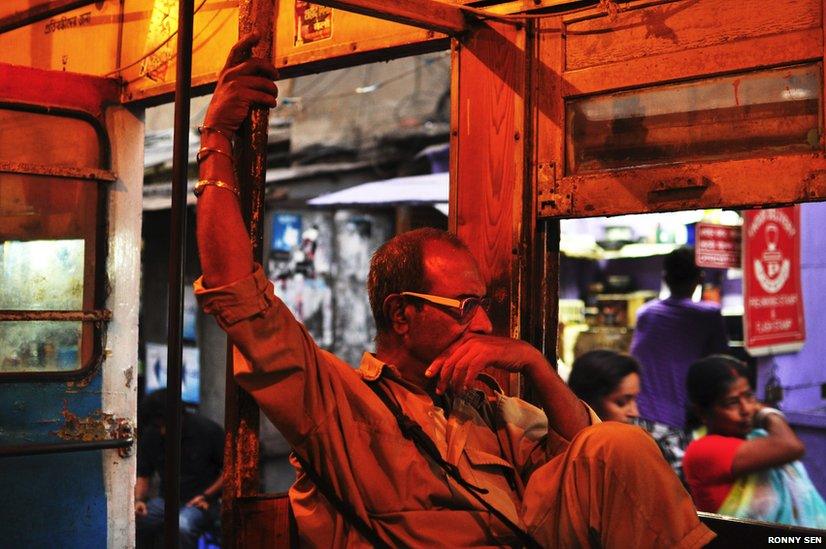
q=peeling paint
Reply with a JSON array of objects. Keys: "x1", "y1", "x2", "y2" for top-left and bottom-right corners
[
  {"x1": 55, "y1": 402, "x2": 117, "y2": 442},
  {"x1": 124, "y1": 365, "x2": 134, "y2": 388}
]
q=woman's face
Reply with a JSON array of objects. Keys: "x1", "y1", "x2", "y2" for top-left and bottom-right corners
[
  {"x1": 600, "y1": 372, "x2": 640, "y2": 423},
  {"x1": 703, "y1": 375, "x2": 758, "y2": 437}
]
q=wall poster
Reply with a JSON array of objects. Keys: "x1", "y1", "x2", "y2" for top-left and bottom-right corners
[{"x1": 294, "y1": 0, "x2": 333, "y2": 46}]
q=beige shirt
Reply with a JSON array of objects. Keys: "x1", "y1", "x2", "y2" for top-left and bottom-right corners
[{"x1": 196, "y1": 265, "x2": 595, "y2": 547}]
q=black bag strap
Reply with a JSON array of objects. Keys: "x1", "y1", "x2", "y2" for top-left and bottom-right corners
[
  {"x1": 368, "y1": 380, "x2": 543, "y2": 549},
  {"x1": 292, "y1": 451, "x2": 391, "y2": 549}
]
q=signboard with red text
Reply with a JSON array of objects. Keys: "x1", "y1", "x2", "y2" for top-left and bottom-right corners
[
  {"x1": 743, "y1": 206, "x2": 805, "y2": 355},
  {"x1": 695, "y1": 222, "x2": 741, "y2": 269}
]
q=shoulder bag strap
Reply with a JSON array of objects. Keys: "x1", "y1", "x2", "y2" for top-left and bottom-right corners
[
  {"x1": 368, "y1": 380, "x2": 543, "y2": 549},
  {"x1": 292, "y1": 451, "x2": 391, "y2": 549}
]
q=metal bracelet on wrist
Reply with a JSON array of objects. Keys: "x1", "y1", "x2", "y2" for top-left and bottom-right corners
[{"x1": 755, "y1": 407, "x2": 786, "y2": 428}]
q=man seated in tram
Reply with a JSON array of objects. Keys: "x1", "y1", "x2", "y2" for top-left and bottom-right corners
[{"x1": 193, "y1": 35, "x2": 715, "y2": 548}]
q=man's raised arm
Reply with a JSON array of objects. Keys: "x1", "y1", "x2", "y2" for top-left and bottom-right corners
[{"x1": 196, "y1": 34, "x2": 279, "y2": 288}]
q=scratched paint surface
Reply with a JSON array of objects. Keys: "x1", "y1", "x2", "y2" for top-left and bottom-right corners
[{"x1": 0, "y1": 375, "x2": 107, "y2": 546}]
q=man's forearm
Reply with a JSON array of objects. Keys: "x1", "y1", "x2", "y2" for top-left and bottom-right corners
[
  {"x1": 135, "y1": 475, "x2": 151, "y2": 501},
  {"x1": 202, "y1": 475, "x2": 224, "y2": 500},
  {"x1": 525, "y1": 357, "x2": 590, "y2": 440}
]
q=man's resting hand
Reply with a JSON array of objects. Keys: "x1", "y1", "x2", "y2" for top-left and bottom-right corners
[{"x1": 426, "y1": 335, "x2": 548, "y2": 395}]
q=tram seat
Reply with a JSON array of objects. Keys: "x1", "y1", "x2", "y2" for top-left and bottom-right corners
[{"x1": 251, "y1": 494, "x2": 820, "y2": 547}]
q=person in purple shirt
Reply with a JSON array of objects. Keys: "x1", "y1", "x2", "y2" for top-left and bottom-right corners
[{"x1": 630, "y1": 246, "x2": 729, "y2": 428}]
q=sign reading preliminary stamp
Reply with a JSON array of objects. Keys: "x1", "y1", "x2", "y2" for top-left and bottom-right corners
[{"x1": 743, "y1": 206, "x2": 805, "y2": 356}]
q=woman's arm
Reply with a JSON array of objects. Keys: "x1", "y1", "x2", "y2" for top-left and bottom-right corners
[{"x1": 731, "y1": 411, "x2": 805, "y2": 476}]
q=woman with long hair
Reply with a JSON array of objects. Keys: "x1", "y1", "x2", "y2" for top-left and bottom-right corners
[
  {"x1": 683, "y1": 355, "x2": 826, "y2": 527},
  {"x1": 568, "y1": 350, "x2": 692, "y2": 480},
  {"x1": 567, "y1": 349, "x2": 641, "y2": 423}
]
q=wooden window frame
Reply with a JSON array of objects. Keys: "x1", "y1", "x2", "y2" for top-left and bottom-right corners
[{"x1": 535, "y1": 0, "x2": 826, "y2": 220}]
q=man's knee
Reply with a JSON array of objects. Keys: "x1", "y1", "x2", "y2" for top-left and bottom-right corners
[
  {"x1": 179, "y1": 506, "x2": 209, "y2": 537},
  {"x1": 569, "y1": 422, "x2": 660, "y2": 463}
]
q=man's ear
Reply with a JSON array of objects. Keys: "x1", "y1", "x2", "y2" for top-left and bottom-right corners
[{"x1": 383, "y1": 294, "x2": 410, "y2": 335}]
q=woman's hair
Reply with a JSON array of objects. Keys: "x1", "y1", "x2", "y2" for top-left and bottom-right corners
[
  {"x1": 568, "y1": 350, "x2": 640, "y2": 414},
  {"x1": 685, "y1": 354, "x2": 750, "y2": 428}
]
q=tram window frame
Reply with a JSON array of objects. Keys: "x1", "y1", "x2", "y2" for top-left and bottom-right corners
[{"x1": 0, "y1": 103, "x2": 111, "y2": 382}]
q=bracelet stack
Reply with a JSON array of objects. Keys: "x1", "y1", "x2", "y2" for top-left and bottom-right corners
[
  {"x1": 194, "y1": 179, "x2": 240, "y2": 198},
  {"x1": 196, "y1": 125, "x2": 237, "y2": 198},
  {"x1": 196, "y1": 146, "x2": 233, "y2": 163},
  {"x1": 198, "y1": 124, "x2": 235, "y2": 146}
]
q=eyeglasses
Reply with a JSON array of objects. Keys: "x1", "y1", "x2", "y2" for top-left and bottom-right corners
[{"x1": 400, "y1": 291, "x2": 491, "y2": 322}]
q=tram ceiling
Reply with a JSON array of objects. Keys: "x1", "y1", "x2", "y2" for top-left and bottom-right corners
[
  {"x1": 0, "y1": 0, "x2": 582, "y2": 105},
  {"x1": 2, "y1": 0, "x2": 826, "y2": 218}
]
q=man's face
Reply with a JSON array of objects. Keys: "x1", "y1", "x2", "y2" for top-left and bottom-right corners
[{"x1": 403, "y1": 240, "x2": 493, "y2": 366}]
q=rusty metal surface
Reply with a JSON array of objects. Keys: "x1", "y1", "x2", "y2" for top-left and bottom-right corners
[
  {"x1": 0, "y1": 161, "x2": 116, "y2": 181},
  {"x1": 56, "y1": 406, "x2": 126, "y2": 442},
  {"x1": 0, "y1": 438, "x2": 133, "y2": 458},
  {"x1": 0, "y1": 309, "x2": 112, "y2": 321},
  {"x1": 551, "y1": 153, "x2": 826, "y2": 219},
  {"x1": 224, "y1": 1, "x2": 274, "y2": 547},
  {"x1": 0, "y1": 406, "x2": 134, "y2": 458}
]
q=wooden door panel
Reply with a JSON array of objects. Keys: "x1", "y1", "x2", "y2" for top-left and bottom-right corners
[
  {"x1": 534, "y1": 0, "x2": 826, "y2": 219},
  {"x1": 564, "y1": 0, "x2": 820, "y2": 74}
]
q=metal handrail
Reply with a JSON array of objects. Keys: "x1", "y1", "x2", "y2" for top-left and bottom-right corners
[{"x1": 0, "y1": 437, "x2": 133, "y2": 458}]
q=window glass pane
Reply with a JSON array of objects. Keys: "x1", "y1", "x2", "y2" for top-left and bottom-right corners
[
  {"x1": 0, "y1": 175, "x2": 100, "y2": 314},
  {"x1": 0, "y1": 108, "x2": 101, "y2": 167},
  {"x1": 567, "y1": 64, "x2": 821, "y2": 174},
  {"x1": 0, "y1": 240, "x2": 84, "y2": 310},
  {"x1": 0, "y1": 320, "x2": 85, "y2": 373}
]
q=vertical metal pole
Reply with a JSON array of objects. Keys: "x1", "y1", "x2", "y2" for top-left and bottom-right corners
[
  {"x1": 165, "y1": 0, "x2": 195, "y2": 546},
  {"x1": 222, "y1": 1, "x2": 275, "y2": 547}
]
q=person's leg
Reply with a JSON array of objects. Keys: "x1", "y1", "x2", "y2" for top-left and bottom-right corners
[
  {"x1": 178, "y1": 504, "x2": 213, "y2": 549},
  {"x1": 521, "y1": 422, "x2": 715, "y2": 549},
  {"x1": 136, "y1": 497, "x2": 166, "y2": 549}
]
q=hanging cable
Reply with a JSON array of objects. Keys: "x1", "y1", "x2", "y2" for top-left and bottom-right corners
[{"x1": 105, "y1": 0, "x2": 210, "y2": 78}]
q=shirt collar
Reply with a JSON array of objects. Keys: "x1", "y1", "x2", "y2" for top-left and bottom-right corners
[{"x1": 358, "y1": 352, "x2": 401, "y2": 381}]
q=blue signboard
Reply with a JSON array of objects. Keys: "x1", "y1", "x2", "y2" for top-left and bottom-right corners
[{"x1": 271, "y1": 212, "x2": 303, "y2": 253}]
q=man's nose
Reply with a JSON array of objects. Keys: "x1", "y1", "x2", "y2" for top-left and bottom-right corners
[{"x1": 469, "y1": 305, "x2": 493, "y2": 334}]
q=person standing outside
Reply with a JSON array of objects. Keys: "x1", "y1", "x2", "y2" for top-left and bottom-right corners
[{"x1": 631, "y1": 246, "x2": 729, "y2": 428}]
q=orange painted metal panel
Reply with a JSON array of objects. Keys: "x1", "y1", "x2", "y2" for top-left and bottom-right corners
[
  {"x1": 564, "y1": 0, "x2": 820, "y2": 73},
  {"x1": 0, "y1": 63, "x2": 120, "y2": 117},
  {"x1": 0, "y1": 1, "x2": 121, "y2": 76},
  {"x1": 273, "y1": 2, "x2": 447, "y2": 76},
  {"x1": 118, "y1": 0, "x2": 239, "y2": 103}
]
